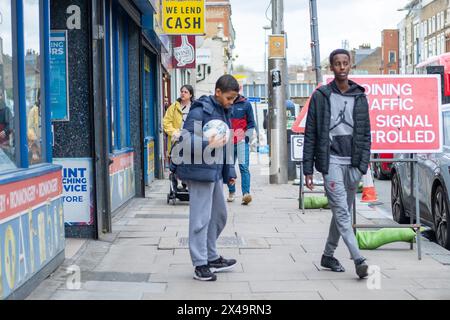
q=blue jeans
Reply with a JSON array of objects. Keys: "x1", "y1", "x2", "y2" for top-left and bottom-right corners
[{"x1": 228, "y1": 141, "x2": 250, "y2": 195}]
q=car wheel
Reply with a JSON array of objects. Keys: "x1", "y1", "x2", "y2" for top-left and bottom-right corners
[
  {"x1": 432, "y1": 185, "x2": 450, "y2": 250},
  {"x1": 391, "y1": 171, "x2": 409, "y2": 224}
]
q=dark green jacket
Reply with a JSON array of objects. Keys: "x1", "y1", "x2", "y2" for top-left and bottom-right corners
[{"x1": 302, "y1": 80, "x2": 371, "y2": 175}]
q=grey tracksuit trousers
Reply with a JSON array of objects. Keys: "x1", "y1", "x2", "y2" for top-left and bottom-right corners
[
  {"x1": 323, "y1": 163, "x2": 364, "y2": 261},
  {"x1": 187, "y1": 179, "x2": 228, "y2": 267}
]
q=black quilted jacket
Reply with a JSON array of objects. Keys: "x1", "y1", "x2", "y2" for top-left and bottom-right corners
[{"x1": 302, "y1": 80, "x2": 371, "y2": 175}]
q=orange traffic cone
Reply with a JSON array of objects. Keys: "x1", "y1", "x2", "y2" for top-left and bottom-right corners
[{"x1": 361, "y1": 165, "x2": 378, "y2": 202}]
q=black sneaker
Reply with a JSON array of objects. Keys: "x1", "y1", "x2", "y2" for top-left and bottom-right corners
[
  {"x1": 320, "y1": 255, "x2": 345, "y2": 272},
  {"x1": 208, "y1": 256, "x2": 237, "y2": 273},
  {"x1": 194, "y1": 265, "x2": 217, "y2": 281},
  {"x1": 355, "y1": 258, "x2": 369, "y2": 279}
]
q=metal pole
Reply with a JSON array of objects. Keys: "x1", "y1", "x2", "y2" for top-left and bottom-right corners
[
  {"x1": 263, "y1": 26, "x2": 270, "y2": 147},
  {"x1": 268, "y1": 59, "x2": 288, "y2": 184},
  {"x1": 253, "y1": 81, "x2": 260, "y2": 150},
  {"x1": 269, "y1": 0, "x2": 288, "y2": 184},
  {"x1": 414, "y1": 155, "x2": 422, "y2": 260},
  {"x1": 272, "y1": 0, "x2": 283, "y2": 34},
  {"x1": 410, "y1": 155, "x2": 414, "y2": 250},
  {"x1": 353, "y1": 198, "x2": 357, "y2": 236},
  {"x1": 309, "y1": 0, "x2": 322, "y2": 85},
  {"x1": 299, "y1": 162, "x2": 303, "y2": 211},
  {"x1": 264, "y1": 29, "x2": 268, "y2": 99},
  {"x1": 91, "y1": 0, "x2": 111, "y2": 237}
]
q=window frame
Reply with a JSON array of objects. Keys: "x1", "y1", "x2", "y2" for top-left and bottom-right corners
[
  {"x1": 432, "y1": 16, "x2": 436, "y2": 33},
  {"x1": 105, "y1": 0, "x2": 113, "y2": 153},
  {"x1": 0, "y1": 0, "x2": 50, "y2": 175},
  {"x1": 388, "y1": 50, "x2": 396, "y2": 64},
  {"x1": 437, "y1": 13, "x2": 441, "y2": 31},
  {"x1": 23, "y1": 0, "x2": 49, "y2": 166},
  {"x1": 111, "y1": 3, "x2": 131, "y2": 152},
  {"x1": 2, "y1": 0, "x2": 21, "y2": 171}
]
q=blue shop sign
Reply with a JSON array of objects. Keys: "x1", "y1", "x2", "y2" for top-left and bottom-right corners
[
  {"x1": 247, "y1": 97, "x2": 261, "y2": 103},
  {"x1": 50, "y1": 31, "x2": 69, "y2": 121}
]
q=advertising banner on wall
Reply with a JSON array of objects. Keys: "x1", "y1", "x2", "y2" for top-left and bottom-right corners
[
  {"x1": 294, "y1": 75, "x2": 443, "y2": 153},
  {"x1": 53, "y1": 158, "x2": 94, "y2": 225},
  {"x1": 162, "y1": 0, "x2": 205, "y2": 35},
  {"x1": 109, "y1": 152, "x2": 135, "y2": 212},
  {"x1": 50, "y1": 30, "x2": 69, "y2": 121},
  {"x1": 0, "y1": 170, "x2": 64, "y2": 299},
  {"x1": 172, "y1": 35, "x2": 196, "y2": 68}
]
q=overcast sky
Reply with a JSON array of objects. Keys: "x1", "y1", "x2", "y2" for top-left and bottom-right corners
[{"x1": 229, "y1": 0, "x2": 410, "y2": 71}]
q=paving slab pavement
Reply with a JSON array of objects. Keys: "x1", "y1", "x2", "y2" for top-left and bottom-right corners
[{"x1": 27, "y1": 153, "x2": 450, "y2": 300}]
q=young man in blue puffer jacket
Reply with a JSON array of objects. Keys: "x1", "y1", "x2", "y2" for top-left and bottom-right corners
[{"x1": 173, "y1": 75, "x2": 238, "y2": 281}]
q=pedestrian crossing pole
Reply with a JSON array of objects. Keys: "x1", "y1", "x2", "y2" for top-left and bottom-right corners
[{"x1": 268, "y1": 0, "x2": 288, "y2": 184}]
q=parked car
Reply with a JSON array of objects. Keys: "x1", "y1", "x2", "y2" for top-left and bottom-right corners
[
  {"x1": 373, "y1": 153, "x2": 394, "y2": 180},
  {"x1": 391, "y1": 104, "x2": 450, "y2": 250}
]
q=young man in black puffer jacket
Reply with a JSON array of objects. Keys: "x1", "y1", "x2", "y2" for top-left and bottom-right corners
[{"x1": 303, "y1": 49, "x2": 371, "y2": 279}]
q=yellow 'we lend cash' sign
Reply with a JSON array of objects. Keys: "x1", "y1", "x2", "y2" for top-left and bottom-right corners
[{"x1": 162, "y1": 0, "x2": 205, "y2": 35}]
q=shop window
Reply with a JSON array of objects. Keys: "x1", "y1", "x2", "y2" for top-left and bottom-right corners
[
  {"x1": 143, "y1": 53, "x2": 151, "y2": 138},
  {"x1": 118, "y1": 15, "x2": 127, "y2": 149},
  {"x1": 0, "y1": 0, "x2": 17, "y2": 171},
  {"x1": 24, "y1": 0, "x2": 42, "y2": 165},
  {"x1": 105, "y1": 0, "x2": 115, "y2": 151},
  {"x1": 111, "y1": 6, "x2": 130, "y2": 151}
]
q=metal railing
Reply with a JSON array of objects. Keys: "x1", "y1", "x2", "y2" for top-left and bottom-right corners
[{"x1": 297, "y1": 156, "x2": 423, "y2": 260}]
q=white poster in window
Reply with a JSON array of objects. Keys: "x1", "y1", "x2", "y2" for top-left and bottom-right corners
[{"x1": 54, "y1": 158, "x2": 94, "y2": 225}]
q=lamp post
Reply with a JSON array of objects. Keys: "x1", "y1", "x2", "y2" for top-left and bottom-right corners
[
  {"x1": 309, "y1": 0, "x2": 322, "y2": 85},
  {"x1": 263, "y1": 25, "x2": 271, "y2": 148},
  {"x1": 268, "y1": 0, "x2": 288, "y2": 184},
  {"x1": 263, "y1": 25, "x2": 271, "y2": 102}
]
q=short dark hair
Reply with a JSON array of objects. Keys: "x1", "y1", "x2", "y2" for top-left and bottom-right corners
[
  {"x1": 329, "y1": 49, "x2": 351, "y2": 65},
  {"x1": 215, "y1": 75, "x2": 240, "y2": 93}
]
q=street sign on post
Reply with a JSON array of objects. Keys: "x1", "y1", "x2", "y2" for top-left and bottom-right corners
[
  {"x1": 295, "y1": 75, "x2": 443, "y2": 153},
  {"x1": 291, "y1": 135, "x2": 304, "y2": 161}
]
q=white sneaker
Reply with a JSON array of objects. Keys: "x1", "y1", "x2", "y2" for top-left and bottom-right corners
[{"x1": 227, "y1": 193, "x2": 236, "y2": 202}]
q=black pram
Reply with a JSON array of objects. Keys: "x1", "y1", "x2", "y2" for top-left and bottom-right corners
[
  {"x1": 167, "y1": 141, "x2": 189, "y2": 205},
  {"x1": 167, "y1": 171, "x2": 189, "y2": 205}
]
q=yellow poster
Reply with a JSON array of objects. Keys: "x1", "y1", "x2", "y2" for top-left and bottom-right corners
[
  {"x1": 162, "y1": 0, "x2": 205, "y2": 35},
  {"x1": 269, "y1": 34, "x2": 286, "y2": 59}
]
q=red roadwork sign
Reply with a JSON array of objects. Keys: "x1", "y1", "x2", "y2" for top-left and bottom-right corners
[{"x1": 291, "y1": 75, "x2": 443, "y2": 153}]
